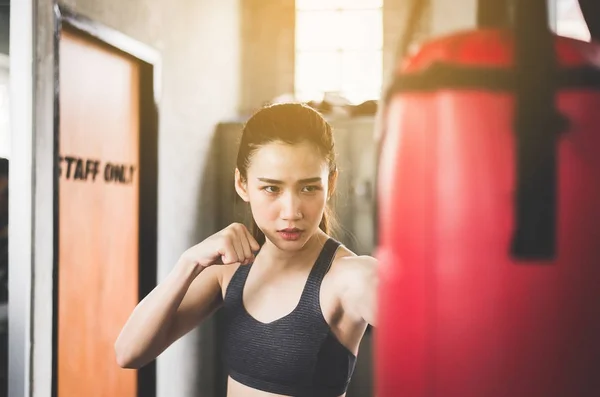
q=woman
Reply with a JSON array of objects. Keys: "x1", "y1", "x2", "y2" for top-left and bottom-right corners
[{"x1": 115, "y1": 103, "x2": 378, "y2": 397}]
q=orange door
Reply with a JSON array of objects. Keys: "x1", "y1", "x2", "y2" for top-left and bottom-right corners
[{"x1": 58, "y1": 28, "x2": 139, "y2": 397}]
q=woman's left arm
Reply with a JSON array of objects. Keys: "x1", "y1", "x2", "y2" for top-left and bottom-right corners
[{"x1": 338, "y1": 255, "x2": 378, "y2": 326}]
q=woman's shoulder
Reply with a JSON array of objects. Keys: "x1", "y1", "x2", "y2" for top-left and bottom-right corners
[
  {"x1": 328, "y1": 243, "x2": 378, "y2": 286},
  {"x1": 217, "y1": 262, "x2": 244, "y2": 299}
]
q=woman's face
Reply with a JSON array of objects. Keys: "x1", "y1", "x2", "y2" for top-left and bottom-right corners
[{"x1": 236, "y1": 140, "x2": 331, "y2": 250}]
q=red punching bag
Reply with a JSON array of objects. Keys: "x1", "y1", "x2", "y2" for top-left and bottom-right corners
[{"x1": 375, "y1": 1, "x2": 600, "y2": 396}]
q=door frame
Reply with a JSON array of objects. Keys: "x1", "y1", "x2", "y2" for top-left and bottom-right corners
[
  {"x1": 52, "y1": 5, "x2": 160, "y2": 397},
  {"x1": 0, "y1": 53, "x2": 9, "y2": 160}
]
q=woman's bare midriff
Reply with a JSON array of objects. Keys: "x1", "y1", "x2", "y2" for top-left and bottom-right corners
[{"x1": 226, "y1": 376, "x2": 346, "y2": 397}]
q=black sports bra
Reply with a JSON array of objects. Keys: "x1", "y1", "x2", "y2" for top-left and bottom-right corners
[{"x1": 221, "y1": 238, "x2": 357, "y2": 396}]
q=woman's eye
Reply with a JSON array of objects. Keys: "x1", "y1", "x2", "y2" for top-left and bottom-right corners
[
  {"x1": 262, "y1": 186, "x2": 280, "y2": 194},
  {"x1": 302, "y1": 185, "x2": 320, "y2": 193}
]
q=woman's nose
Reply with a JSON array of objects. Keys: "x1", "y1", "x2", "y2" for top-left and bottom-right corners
[{"x1": 280, "y1": 192, "x2": 302, "y2": 220}]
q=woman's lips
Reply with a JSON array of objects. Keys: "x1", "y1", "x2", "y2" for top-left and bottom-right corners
[{"x1": 278, "y1": 228, "x2": 302, "y2": 241}]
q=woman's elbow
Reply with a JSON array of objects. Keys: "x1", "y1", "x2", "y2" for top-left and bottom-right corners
[
  {"x1": 114, "y1": 339, "x2": 141, "y2": 369},
  {"x1": 115, "y1": 349, "x2": 132, "y2": 369}
]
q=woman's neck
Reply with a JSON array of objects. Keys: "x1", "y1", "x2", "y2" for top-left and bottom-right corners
[{"x1": 258, "y1": 230, "x2": 329, "y2": 270}]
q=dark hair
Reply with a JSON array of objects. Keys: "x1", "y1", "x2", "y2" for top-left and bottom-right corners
[{"x1": 236, "y1": 103, "x2": 338, "y2": 245}]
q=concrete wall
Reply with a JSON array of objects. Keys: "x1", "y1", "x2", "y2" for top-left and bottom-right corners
[
  {"x1": 240, "y1": 0, "x2": 295, "y2": 115},
  {"x1": 430, "y1": 0, "x2": 478, "y2": 35}
]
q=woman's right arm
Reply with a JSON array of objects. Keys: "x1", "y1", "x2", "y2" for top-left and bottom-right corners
[{"x1": 114, "y1": 223, "x2": 259, "y2": 369}]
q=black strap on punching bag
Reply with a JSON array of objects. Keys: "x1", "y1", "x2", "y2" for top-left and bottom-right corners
[
  {"x1": 477, "y1": 0, "x2": 510, "y2": 28},
  {"x1": 511, "y1": 0, "x2": 565, "y2": 260},
  {"x1": 579, "y1": 0, "x2": 600, "y2": 42}
]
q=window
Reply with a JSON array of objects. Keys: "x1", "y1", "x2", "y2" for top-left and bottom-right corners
[
  {"x1": 295, "y1": 0, "x2": 383, "y2": 104},
  {"x1": 553, "y1": 0, "x2": 591, "y2": 41}
]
